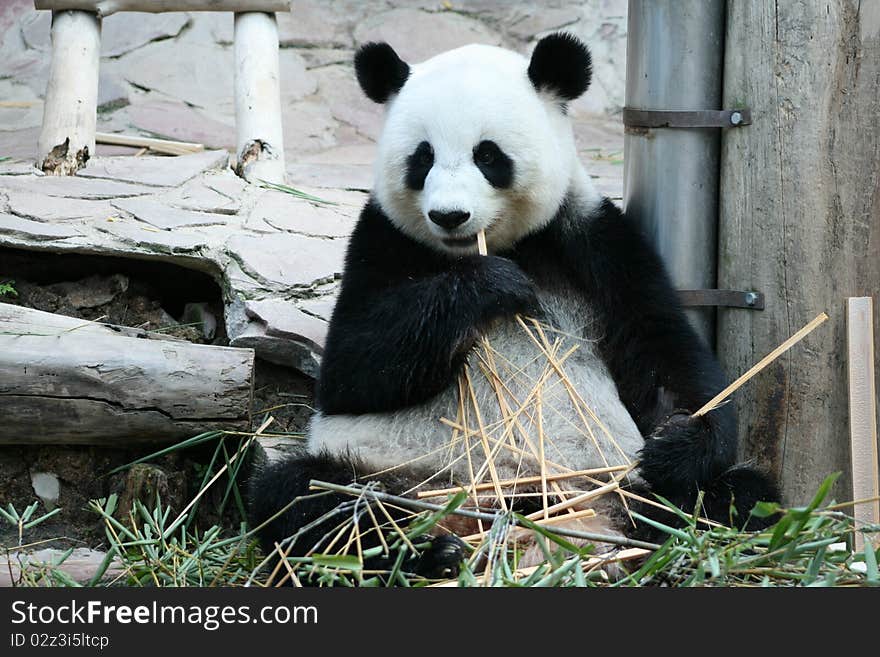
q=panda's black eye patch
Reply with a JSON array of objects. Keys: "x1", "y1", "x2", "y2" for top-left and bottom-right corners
[
  {"x1": 473, "y1": 140, "x2": 513, "y2": 188},
  {"x1": 406, "y1": 141, "x2": 434, "y2": 190}
]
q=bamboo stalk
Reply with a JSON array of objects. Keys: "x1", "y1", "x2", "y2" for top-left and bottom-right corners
[
  {"x1": 415, "y1": 465, "x2": 627, "y2": 499},
  {"x1": 96, "y1": 132, "x2": 204, "y2": 156},
  {"x1": 477, "y1": 229, "x2": 488, "y2": 256},
  {"x1": 309, "y1": 480, "x2": 660, "y2": 551},
  {"x1": 524, "y1": 481, "x2": 619, "y2": 520},
  {"x1": 693, "y1": 312, "x2": 829, "y2": 417}
]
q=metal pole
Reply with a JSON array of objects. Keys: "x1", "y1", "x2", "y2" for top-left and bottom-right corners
[{"x1": 623, "y1": 1, "x2": 725, "y2": 347}]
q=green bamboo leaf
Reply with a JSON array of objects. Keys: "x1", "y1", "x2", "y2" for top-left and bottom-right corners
[
  {"x1": 310, "y1": 554, "x2": 363, "y2": 571},
  {"x1": 23, "y1": 507, "x2": 62, "y2": 529}
]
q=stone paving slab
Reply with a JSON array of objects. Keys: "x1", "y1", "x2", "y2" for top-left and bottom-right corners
[
  {"x1": 0, "y1": 1, "x2": 627, "y2": 378},
  {"x1": 0, "y1": 155, "x2": 353, "y2": 372}
]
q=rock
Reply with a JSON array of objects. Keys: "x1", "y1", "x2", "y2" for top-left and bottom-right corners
[
  {"x1": 79, "y1": 150, "x2": 230, "y2": 188},
  {"x1": 0, "y1": 175, "x2": 154, "y2": 199},
  {"x1": 250, "y1": 188, "x2": 357, "y2": 238},
  {"x1": 4, "y1": 190, "x2": 116, "y2": 222},
  {"x1": 286, "y1": 162, "x2": 373, "y2": 191},
  {"x1": 0, "y1": 548, "x2": 123, "y2": 587},
  {"x1": 30, "y1": 472, "x2": 60, "y2": 510},
  {"x1": 159, "y1": 171, "x2": 248, "y2": 214},
  {"x1": 0, "y1": 213, "x2": 81, "y2": 240},
  {"x1": 312, "y1": 65, "x2": 383, "y2": 140},
  {"x1": 96, "y1": 218, "x2": 215, "y2": 254},
  {"x1": 278, "y1": 0, "x2": 353, "y2": 49},
  {"x1": 0, "y1": 126, "x2": 40, "y2": 162},
  {"x1": 227, "y1": 301, "x2": 321, "y2": 377},
  {"x1": 507, "y1": 7, "x2": 582, "y2": 40},
  {"x1": 97, "y1": 73, "x2": 130, "y2": 113},
  {"x1": 298, "y1": 48, "x2": 355, "y2": 70},
  {"x1": 112, "y1": 196, "x2": 229, "y2": 230},
  {"x1": 353, "y1": 8, "x2": 503, "y2": 63},
  {"x1": 20, "y1": 10, "x2": 189, "y2": 59},
  {"x1": 283, "y1": 99, "x2": 339, "y2": 158},
  {"x1": 127, "y1": 100, "x2": 235, "y2": 150},
  {"x1": 47, "y1": 274, "x2": 129, "y2": 309},
  {"x1": 299, "y1": 293, "x2": 339, "y2": 322},
  {"x1": 227, "y1": 232, "x2": 347, "y2": 288},
  {"x1": 121, "y1": 41, "x2": 315, "y2": 116},
  {"x1": 0, "y1": 79, "x2": 43, "y2": 132},
  {"x1": 245, "y1": 298, "x2": 328, "y2": 352}
]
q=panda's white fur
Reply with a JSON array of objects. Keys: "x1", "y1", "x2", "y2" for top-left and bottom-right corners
[
  {"x1": 308, "y1": 43, "x2": 639, "y2": 490},
  {"x1": 372, "y1": 44, "x2": 602, "y2": 256},
  {"x1": 251, "y1": 35, "x2": 778, "y2": 578}
]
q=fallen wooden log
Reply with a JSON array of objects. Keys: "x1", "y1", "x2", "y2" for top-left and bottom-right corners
[
  {"x1": 0, "y1": 304, "x2": 254, "y2": 445},
  {"x1": 0, "y1": 302, "x2": 187, "y2": 342}
]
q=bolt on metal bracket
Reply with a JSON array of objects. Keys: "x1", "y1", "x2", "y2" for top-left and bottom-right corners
[
  {"x1": 678, "y1": 289, "x2": 765, "y2": 310},
  {"x1": 623, "y1": 108, "x2": 752, "y2": 129}
]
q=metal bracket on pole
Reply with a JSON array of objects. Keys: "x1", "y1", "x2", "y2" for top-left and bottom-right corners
[
  {"x1": 623, "y1": 108, "x2": 751, "y2": 130},
  {"x1": 678, "y1": 289, "x2": 765, "y2": 310}
]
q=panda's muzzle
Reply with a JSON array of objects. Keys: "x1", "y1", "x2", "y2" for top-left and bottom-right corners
[{"x1": 428, "y1": 209, "x2": 471, "y2": 230}]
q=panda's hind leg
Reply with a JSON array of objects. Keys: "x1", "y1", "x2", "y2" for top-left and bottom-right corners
[{"x1": 247, "y1": 450, "x2": 466, "y2": 581}]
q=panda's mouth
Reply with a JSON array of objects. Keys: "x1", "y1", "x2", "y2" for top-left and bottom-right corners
[{"x1": 441, "y1": 234, "x2": 478, "y2": 249}]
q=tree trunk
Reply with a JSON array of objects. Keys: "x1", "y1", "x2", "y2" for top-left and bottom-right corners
[
  {"x1": 0, "y1": 305, "x2": 254, "y2": 445},
  {"x1": 718, "y1": 0, "x2": 880, "y2": 504}
]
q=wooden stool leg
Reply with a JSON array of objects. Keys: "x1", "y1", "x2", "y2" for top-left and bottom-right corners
[
  {"x1": 233, "y1": 11, "x2": 286, "y2": 184},
  {"x1": 37, "y1": 10, "x2": 101, "y2": 175}
]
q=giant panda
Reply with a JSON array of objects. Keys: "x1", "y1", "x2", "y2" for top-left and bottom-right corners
[{"x1": 249, "y1": 33, "x2": 778, "y2": 579}]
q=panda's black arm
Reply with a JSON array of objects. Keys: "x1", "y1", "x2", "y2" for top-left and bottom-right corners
[
  {"x1": 553, "y1": 199, "x2": 737, "y2": 490},
  {"x1": 316, "y1": 202, "x2": 538, "y2": 415}
]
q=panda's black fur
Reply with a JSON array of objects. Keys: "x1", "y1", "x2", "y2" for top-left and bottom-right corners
[{"x1": 248, "y1": 34, "x2": 779, "y2": 581}]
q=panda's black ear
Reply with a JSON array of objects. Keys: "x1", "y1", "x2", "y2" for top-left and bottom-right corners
[
  {"x1": 354, "y1": 42, "x2": 410, "y2": 104},
  {"x1": 527, "y1": 33, "x2": 592, "y2": 101}
]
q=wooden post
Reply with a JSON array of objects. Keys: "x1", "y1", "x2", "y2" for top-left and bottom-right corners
[
  {"x1": 37, "y1": 10, "x2": 101, "y2": 175},
  {"x1": 34, "y1": 1, "x2": 289, "y2": 16},
  {"x1": 233, "y1": 11, "x2": 286, "y2": 184},
  {"x1": 846, "y1": 297, "x2": 879, "y2": 551},
  {"x1": 718, "y1": 1, "x2": 880, "y2": 504}
]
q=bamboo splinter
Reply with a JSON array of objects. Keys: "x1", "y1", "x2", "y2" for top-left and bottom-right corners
[{"x1": 693, "y1": 312, "x2": 829, "y2": 417}]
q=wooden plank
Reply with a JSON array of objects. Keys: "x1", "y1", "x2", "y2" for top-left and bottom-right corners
[
  {"x1": 34, "y1": 1, "x2": 289, "y2": 16},
  {"x1": 718, "y1": 0, "x2": 880, "y2": 504},
  {"x1": 847, "y1": 297, "x2": 879, "y2": 551}
]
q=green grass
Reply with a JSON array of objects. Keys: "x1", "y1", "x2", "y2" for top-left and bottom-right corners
[{"x1": 4, "y1": 427, "x2": 878, "y2": 588}]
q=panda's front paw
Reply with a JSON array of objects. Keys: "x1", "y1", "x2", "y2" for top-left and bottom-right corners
[
  {"x1": 415, "y1": 535, "x2": 467, "y2": 579},
  {"x1": 477, "y1": 256, "x2": 540, "y2": 318},
  {"x1": 638, "y1": 411, "x2": 714, "y2": 492}
]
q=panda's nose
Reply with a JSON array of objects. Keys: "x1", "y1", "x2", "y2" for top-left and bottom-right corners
[{"x1": 428, "y1": 210, "x2": 471, "y2": 230}]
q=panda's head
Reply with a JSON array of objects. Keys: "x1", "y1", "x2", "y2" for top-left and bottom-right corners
[{"x1": 356, "y1": 33, "x2": 595, "y2": 254}]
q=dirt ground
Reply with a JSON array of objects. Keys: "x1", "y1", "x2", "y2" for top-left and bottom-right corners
[{"x1": 0, "y1": 249, "x2": 314, "y2": 551}]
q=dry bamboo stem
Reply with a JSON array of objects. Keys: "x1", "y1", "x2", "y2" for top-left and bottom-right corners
[
  {"x1": 461, "y1": 508, "x2": 598, "y2": 542},
  {"x1": 693, "y1": 312, "x2": 829, "y2": 417},
  {"x1": 524, "y1": 481, "x2": 619, "y2": 520},
  {"x1": 477, "y1": 229, "x2": 488, "y2": 255},
  {"x1": 310, "y1": 480, "x2": 660, "y2": 550},
  {"x1": 96, "y1": 132, "x2": 204, "y2": 155},
  {"x1": 429, "y1": 546, "x2": 650, "y2": 587},
  {"x1": 473, "y1": 342, "x2": 581, "y2": 510},
  {"x1": 415, "y1": 465, "x2": 627, "y2": 499}
]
